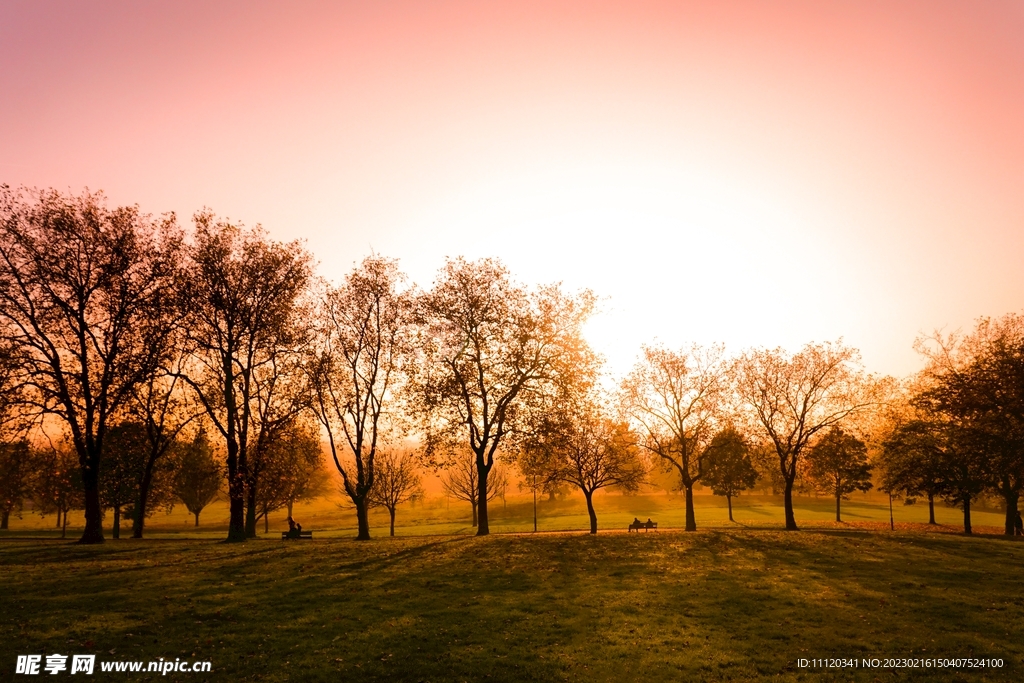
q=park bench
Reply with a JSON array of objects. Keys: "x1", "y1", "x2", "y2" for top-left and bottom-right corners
[
  {"x1": 628, "y1": 520, "x2": 657, "y2": 532},
  {"x1": 281, "y1": 530, "x2": 313, "y2": 540}
]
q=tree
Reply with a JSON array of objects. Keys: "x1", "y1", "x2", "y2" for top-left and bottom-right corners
[
  {"x1": 0, "y1": 440, "x2": 32, "y2": 529},
  {"x1": 0, "y1": 187, "x2": 181, "y2": 543},
  {"x1": 441, "y1": 451, "x2": 508, "y2": 528},
  {"x1": 178, "y1": 212, "x2": 312, "y2": 542},
  {"x1": 805, "y1": 426, "x2": 872, "y2": 522},
  {"x1": 879, "y1": 412, "x2": 948, "y2": 524},
  {"x1": 308, "y1": 256, "x2": 410, "y2": 541},
  {"x1": 367, "y1": 449, "x2": 422, "y2": 537},
  {"x1": 172, "y1": 428, "x2": 222, "y2": 527},
  {"x1": 418, "y1": 258, "x2": 595, "y2": 536},
  {"x1": 253, "y1": 417, "x2": 326, "y2": 534},
  {"x1": 701, "y1": 427, "x2": 758, "y2": 522},
  {"x1": 127, "y1": 349, "x2": 200, "y2": 538},
  {"x1": 622, "y1": 344, "x2": 726, "y2": 531},
  {"x1": 246, "y1": 341, "x2": 311, "y2": 537},
  {"x1": 733, "y1": 342, "x2": 877, "y2": 531},
  {"x1": 543, "y1": 403, "x2": 646, "y2": 535},
  {"x1": 99, "y1": 422, "x2": 149, "y2": 539},
  {"x1": 33, "y1": 443, "x2": 84, "y2": 538},
  {"x1": 917, "y1": 317, "x2": 1024, "y2": 535}
]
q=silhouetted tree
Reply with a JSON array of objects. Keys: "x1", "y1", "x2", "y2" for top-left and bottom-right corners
[
  {"x1": 172, "y1": 428, "x2": 222, "y2": 527},
  {"x1": 418, "y1": 258, "x2": 595, "y2": 536},
  {"x1": 544, "y1": 403, "x2": 646, "y2": 534},
  {"x1": 100, "y1": 422, "x2": 148, "y2": 539},
  {"x1": 0, "y1": 440, "x2": 32, "y2": 529},
  {"x1": 127, "y1": 350, "x2": 199, "y2": 538},
  {"x1": 308, "y1": 256, "x2": 410, "y2": 540},
  {"x1": 178, "y1": 212, "x2": 311, "y2": 542},
  {"x1": 34, "y1": 443, "x2": 84, "y2": 538},
  {"x1": 622, "y1": 344, "x2": 725, "y2": 531},
  {"x1": 0, "y1": 187, "x2": 181, "y2": 543},
  {"x1": 733, "y1": 342, "x2": 878, "y2": 530},
  {"x1": 441, "y1": 451, "x2": 508, "y2": 527},
  {"x1": 702, "y1": 427, "x2": 758, "y2": 522},
  {"x1": 805, "y1": 426, "x2": 872, "y2": 522},
  {"x1": 253, "y1": 418, "x2": 326, "y2": 533},
  {"x1": 246, "y1": 343, "x2": 311, "y2": 537},
  {"x1": 879, "y1": 418, "x2": 945, "y2": 524},
  {"x1": 918, "y1": 317, "x2": 1024, "y2": 535},
  {"x1": 367, "y1": 450, "x2": 422, "y2": 536}
]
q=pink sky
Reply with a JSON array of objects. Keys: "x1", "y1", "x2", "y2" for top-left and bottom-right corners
[{"x1": 2, "y1": 1, "x2": 1023, "y2": 377}]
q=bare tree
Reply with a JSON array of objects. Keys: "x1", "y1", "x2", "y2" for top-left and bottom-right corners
[
  {"x1": 733, "y1": 342, "x2": 877, "y2": 531},
  {"x1": 308, "y1": 256, "x2": 411, "y2": 540},
  {"x1": 367, "y1": 449, "x2": 422, "y2": 536},
  {"x1": 622, "y1": 344, "x2": 726, "y2": 531},
  {"x1": 441, "y1": 451, "x2": 508, "y2": 528},
  {"x1": 0, "y1": 187, "x2": 181, "y2": 543},
  {"x1": 178, "y1": 212, "x2": 311, "y2": 542},
  {"x1": 417, "y1": 258, "x2": 595, "y2": 536}
]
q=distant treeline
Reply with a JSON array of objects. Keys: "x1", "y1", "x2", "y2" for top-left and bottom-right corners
[{"x1": 0, "y1": 186, "x2": 1021, "y2": 542}]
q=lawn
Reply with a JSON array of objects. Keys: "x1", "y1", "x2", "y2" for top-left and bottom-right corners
[
  {"x1": 2, "y1": 528, "x2": 1022, "y2": 682},
  {"x1": 2, "y1": 488, "x2": 1009, "y2": 540}
]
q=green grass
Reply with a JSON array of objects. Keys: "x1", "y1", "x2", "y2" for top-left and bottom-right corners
[
  {"x1": 3, "y1": 489, "x2": 1008, "y2": 540},
  {"x1": 2, "y1": 529, "x2": 1022, "y2": 682}
]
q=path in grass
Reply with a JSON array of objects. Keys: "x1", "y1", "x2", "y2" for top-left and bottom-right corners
[{"x1": 3, "y1": 530, "x2": 1022, "y2": 681}]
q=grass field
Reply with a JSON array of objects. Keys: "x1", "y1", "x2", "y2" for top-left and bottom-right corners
[
  {"x1": 3, "y1": 525, "x2": 1022, "y2": 682},
  {"x1": 1, "y1": 487, "x2": 1010, "y2": 540}
]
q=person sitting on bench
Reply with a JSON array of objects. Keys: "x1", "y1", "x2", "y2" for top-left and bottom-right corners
[{"x1": 286, "y1": 517, "x2": 299, "y2": 539}]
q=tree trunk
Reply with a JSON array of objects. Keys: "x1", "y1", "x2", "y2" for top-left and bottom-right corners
[
  {"x1": 61, "y1": 509, "x2": 68, "y2": 539},
  {"x1": 264, "y1": 513, "x2": 269, "y2": 534},
  {"x1": 928, "y1": 493, "x2": 936, "y2": 525},
  {"x1": 194, "y1": 511, "x2": 200, "y2": 527},
  {"x1": 783, "y1": 479, "x2": 799, "y2": 531},
  {"x1": 1001, "y1": 481, "x2": 1018, "y2": 536},
  {"x1": 963, "y1": 495, "x2": 972, "y2": 535},
  {"x1": 79, "y1": 450, "x2": 105, "y2": 543},
  {"x1": 224, "y1": 436, "x2": 247, "y2": 543},
  {"x1": 684, "y1": 485, "x2": 697, "y2": 531},
  {"x1": 113, "y1": 505, "x2": 121, "y2": 539},
  {"x1": 532, "y1": 485, "x2": 540, "y2": 532},
  {"x1": 726, "y1": 494, "x2": 733, "y2": 522},
  {"x1": 835, "y1": 493, "x2": 842, "y2": 522},
  {"x1": 584, "y1": 490, "x2": 597, "y2": 534},
  {"x1": 471, "y1": 501, "x2": 478, "y2": 527},
  {"x1": 1, "y1": 508, "x2": 9, "y2": 530},
  {"x1": 389, "y1": 507, "x2": 396, "y2": 537},
  {"x1": 476, "y1": 462, "x2": 490, "y2": 536},
  {"x1": 287, "y1": 500, "x2": 294, "y2": 519},
  {"x1": 355, "y1": 497, "x2": 371, "y2": 540},
  {"x1": 245, "y1": 483, "x2": 258, "y2": 538}
]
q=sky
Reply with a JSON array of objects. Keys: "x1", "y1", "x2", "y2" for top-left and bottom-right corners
[{"x1": 2, "y1": 0, "x2": 1023, "y2": 379}]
